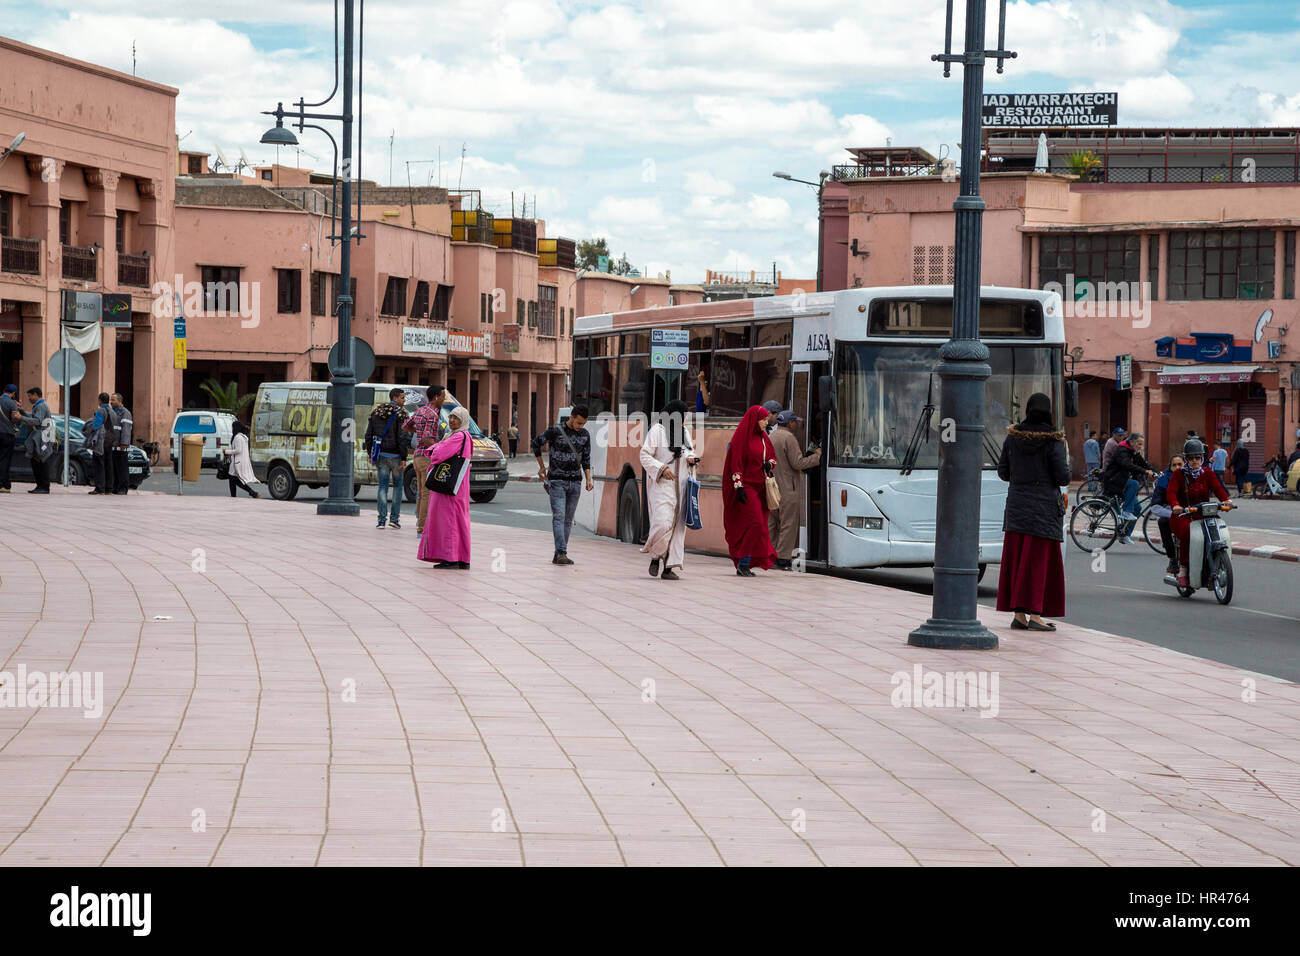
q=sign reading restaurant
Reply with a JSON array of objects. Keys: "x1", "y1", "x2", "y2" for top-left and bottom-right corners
[{"x1": 982, "y1": 92, "x2": 1118, "y2": 127}]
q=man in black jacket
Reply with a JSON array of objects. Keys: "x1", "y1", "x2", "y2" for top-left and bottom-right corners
[
  {"x1": 364, "y1": 388, "x2": 411, "y2": 529},
  {"x1": 1102, "y1": 432, "x2": 1156, "y2": 544}
]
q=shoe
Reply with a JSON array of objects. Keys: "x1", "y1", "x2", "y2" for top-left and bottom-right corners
[
  {"x1": 1165, "y1": 560, "x2": 1179, "y2": 574},
  {"x1": 113, "y1": 490, "x2": 127, "y2": 495},
  {"x1": 660, "y1": 569, "x2": 679, "y2": 581},
  {"x1": 433, "y1": 561, "x2": 459, "y2": 569},
  {"x1": 377, "y1": 519, "x2": 387, "y2": 529},
  {"x1": 249, "y1": 490, "x2": 260, "y2": 498},
  {"x1": 553, "y1": 553, "x2": 574, "y2": 565},
  {"x1": 1010, "y1": 618, "x2": 1029, "y2": 630},
  {"x1": 458, "y1": 561, "x2": 470, "y2": 569},
  {"x1": 1118, "y1": 536, "x2": 1132, "y2": 545},
  {"x1": 1120, "y1": 511, "x2": 1139, "y2": 521},
  {"x1": 1176, "y1": 570, "x2": 1189, "y2": 587},
  {"x1": 88, "y1": 489, "x2": 102, "y2": 495},
  {"x1": 649, "y1": 558, "x2": 661, "y2": 577},
  {"x1": 0, "y1": 487, "x2": 9, "y2": 493},
  {"x1": 29, "y1": 488, "x2": 49, "y2": 494},
  {"x1": 736, "y1": 566, "x2": 755, "y2": 577},
  {"x1": 1027, "y1": 620, "x2": 1056, "y2": 631},
  {"x1": 390, "y1": 521, "x2": 401, "y2": 530}
]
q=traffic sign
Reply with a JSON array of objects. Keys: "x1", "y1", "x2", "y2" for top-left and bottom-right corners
[
  {"x1": 174, "y1": 339, "x2": 187, "y2": 369},
  {"x1": 328, "y1": 336, "x2": 376, "y2": 383},
  {"x1": 47, "y1": 348, "x2": 86, "y2": 387}
]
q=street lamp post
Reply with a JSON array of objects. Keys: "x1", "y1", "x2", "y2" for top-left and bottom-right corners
[
  {"x1": 908, "y1": 0, "x2": 1016, "y2": 650},
  {"x1": 259, "y1": 0, "x2": 363, "y2": 517},
  {"x1": 772, "y1": 171, "x2": 830, "y2": 292}
]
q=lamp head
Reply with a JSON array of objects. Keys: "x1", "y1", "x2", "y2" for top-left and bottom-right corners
[
  {"x1": 772, "y1": 171, "x2": 792, "y2": 180},
  {"x1": 260, "y1": 107, "x2": 298, "y2": 147}
]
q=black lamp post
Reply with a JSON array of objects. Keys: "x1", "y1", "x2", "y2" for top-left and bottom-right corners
[
  {"x1": 908, "y1": 0, "x2": 1015, "y2": 649},
  {"x1": 773, "y1": 170, "x2": 830, "y2": 292},
  {"x1": 259, "y1": 0, "x2": 364, "y2": 517}
]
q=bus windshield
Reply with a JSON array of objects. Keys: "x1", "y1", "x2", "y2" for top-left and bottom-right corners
[{"x1": 833, "y1": 343, "x2": 1062, "y2": 469}]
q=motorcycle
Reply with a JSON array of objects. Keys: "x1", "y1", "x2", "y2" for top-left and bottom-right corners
[
  {"x1": 1162, "y1": 499, "x2": 1234, "y2": 604},
  {"x1": 1251, "y1": 455, "x2": 1299, "y2": 500}
]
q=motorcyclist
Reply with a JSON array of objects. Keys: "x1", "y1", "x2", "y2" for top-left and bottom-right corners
[
  {"x1": 1167, "y1": 438, "x2": 1232, "y2": 588},
  {"x1": 1148, "y1": 454, "x2": 1184, "y2": 575}
]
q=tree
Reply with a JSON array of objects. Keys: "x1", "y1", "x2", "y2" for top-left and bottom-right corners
[
  {"x1": 577, "y1": 237, "x2": 635, "y2": 275},
  {"x1": 199, "y1": 378, "x2": 255, "y2": 416}
]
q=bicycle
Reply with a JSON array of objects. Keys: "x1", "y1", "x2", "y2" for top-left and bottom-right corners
[
  {"x1": 1069, "y1": 493, "x2": 1123, "y2": 552},
  {"x1": 1074, "y1": 467, "x2": 1103, "y2": 504},
  {"x1": 1141, "y1": 509, "x2": 1167, "y2": 555}
]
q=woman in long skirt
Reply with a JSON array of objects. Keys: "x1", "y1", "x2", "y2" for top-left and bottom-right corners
[
  {"x1": 640, "y1": 400, "x2": 699, "y2": 580},
  {"x1": 721, "y1": 404, "x2": 779, "y2": 577},
  {"x1": 418, "y1": 407, "x2": 474, "y2": 569},
  {"x1": 995, "y1": 392, "x2": 1069, "y2": 629}
]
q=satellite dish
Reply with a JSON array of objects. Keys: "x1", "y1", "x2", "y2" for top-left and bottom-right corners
[
  {"x1": 216, "y1": 146, "x2": 232, "y2": 171},
  {"x1": 239, "y1": 147, "x2": 252, "y2": 172}
]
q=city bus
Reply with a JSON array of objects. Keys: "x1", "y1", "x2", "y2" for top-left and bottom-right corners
[{"x1": 570, "y1": 286, "x2": 1069, "y2": 573}]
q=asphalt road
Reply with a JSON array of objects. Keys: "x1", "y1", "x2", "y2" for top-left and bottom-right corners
[{"x1": 138, "y1": 471, "x2": 1297, "y2": 682}]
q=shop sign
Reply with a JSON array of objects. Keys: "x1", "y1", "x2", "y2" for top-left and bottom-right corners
[
  {"x1": 101, "y1": 293, "x2": 133, "y2": 329},
  {"x1": 447, "y1": 330, "x2": 492, "y2": 356},
  {"x1": 1115, "y1": 354, "x2": 1132, "y2": 390},
  {"x1": 502, "y1": 323, "x2": 521, "y2": 354},
  {"x1": 402, "y1": 327, "x2": 448, "y2": 354}
]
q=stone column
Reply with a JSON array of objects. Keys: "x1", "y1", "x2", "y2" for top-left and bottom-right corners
[
  {"x1": 22, "y1": 157, "x2": 64, "y2": 411},
  {"x1": 485, "y1": 365, "x2": 498, "y2": 436},
  {"x1": 1265, "y1": 384, "x2": 1283, "y2": 459},
  {"x1": 1029, "y1": 233, "x2": 1040, "y2": 288},
  {"x1": 1157, "y1": 231, "x2": 1169, "y2": 301}
]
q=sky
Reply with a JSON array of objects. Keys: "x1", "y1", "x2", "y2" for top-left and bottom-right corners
[{"x1": 4, "y1": 0, "x2": 1300, "y2": 284}]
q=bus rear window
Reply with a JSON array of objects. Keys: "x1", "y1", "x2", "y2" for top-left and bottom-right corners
[{"x1": 868, "y1": 299, "x2": 1044, "y2": 337}]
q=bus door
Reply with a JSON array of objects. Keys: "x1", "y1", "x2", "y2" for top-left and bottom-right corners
[{"x1": 791, "y1": 363, "x2": 829, "y2": 564}]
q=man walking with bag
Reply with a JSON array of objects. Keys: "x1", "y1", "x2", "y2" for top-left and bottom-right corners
[
  {"x1": 767, "y1": 410, "x2": 822, "y2": 570},
  {"x1": 20, "y1": 387, "x2": 53, "y2": 493},
  {"x1": 532, "y1": 405, "x2": 593, "y2": 565},
  {"x1": 0, "y1": 384, "x2": 20, "y2": 492},
  {"x1": 364, "y1": 387, "x2": 410, "y2": 529}
]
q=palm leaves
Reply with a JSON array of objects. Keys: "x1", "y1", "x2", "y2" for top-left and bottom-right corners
[{"x1": 199, "y1": 378, "x2": 255, "y2": 415}]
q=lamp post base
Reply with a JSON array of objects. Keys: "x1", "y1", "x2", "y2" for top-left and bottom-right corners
[
  {"x1": 907, "y1": 618, "x2": 998, "y2": 650},
  {"x1": 317, "y1": 498, "x2": 360, "y2": 517}
]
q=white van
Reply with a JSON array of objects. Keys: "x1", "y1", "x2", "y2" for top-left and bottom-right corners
[
  {"x1": 170, "y1": 410, "x2": 236, "y2": 471},
  {"x1": 248, "y1": 382, "x2": 509, "y2": 502}
]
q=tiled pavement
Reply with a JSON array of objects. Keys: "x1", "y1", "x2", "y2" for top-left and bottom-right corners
[{"x1": 1, "y1": 487, "x2": 1298, "y2": 866}]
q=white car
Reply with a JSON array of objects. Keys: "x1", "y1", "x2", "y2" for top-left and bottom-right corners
[{"x1": 170, "y1": 410, "x2": 236, "y2": 470}]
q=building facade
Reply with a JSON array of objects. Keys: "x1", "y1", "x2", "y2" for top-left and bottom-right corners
[
  {"x1": 826, "y1": 129, "x2": 1300, "y2": 476},
  {"x1": 0, "y1": 37, "x2": 177, "y2": 443}
]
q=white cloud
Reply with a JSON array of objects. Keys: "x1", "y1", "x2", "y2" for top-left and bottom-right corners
[{"x1": 1113, "y1": 73, "x2": 1197, "y2": 122}]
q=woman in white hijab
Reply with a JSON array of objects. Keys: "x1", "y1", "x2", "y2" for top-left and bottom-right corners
[
  {"x1": 418, "y1": 406, "x2": 474, "y2": 569},
  {"x1": 639, "y1": 400, "x2": 699, "y2": 580}
]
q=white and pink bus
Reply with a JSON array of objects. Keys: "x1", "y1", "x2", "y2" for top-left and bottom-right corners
[{"x1": 571, "y1": 286, "x2": 1068, "y2": 573}]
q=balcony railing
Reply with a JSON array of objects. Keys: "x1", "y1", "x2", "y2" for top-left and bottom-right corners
[
  {"x1": 118, "y1": 252, "x2": 149, "y2": 287},
  {"x1": 0, "y1": 236, "x2": 40, "y2": 275},
  {"x1": 1073, "y1": 164, "x2": 1300, "y2": 184},
  {"x1": 61, "y1": 244, "x2": 97, "y2": 281}
]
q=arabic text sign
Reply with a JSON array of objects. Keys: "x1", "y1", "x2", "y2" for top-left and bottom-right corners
[
  {"x1": 402, "y1": 327, "x2": 448, "y2": 354},
  {"x1": 650, "y1": 329, "x2": 689, "y2": 370},
  {"x1": 983, "y1": 92, "x2": 1118, "y2": 127},
  {"x1": 1115, "y1": 353, "x2": 1132, "y2": 390}
]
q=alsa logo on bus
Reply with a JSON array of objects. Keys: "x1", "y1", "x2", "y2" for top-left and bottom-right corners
[{"x1": 803, "y1": 332, "x2": 831, "y2": 355}]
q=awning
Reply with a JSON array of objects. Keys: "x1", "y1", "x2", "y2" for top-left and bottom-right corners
[{"x1": 1157, "y1": 364, "x2": 1258, "y2": 385}]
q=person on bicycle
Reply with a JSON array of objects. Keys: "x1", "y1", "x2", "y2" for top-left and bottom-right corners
[
  {"x1": 1149, "y1": 454, "x2": 1184, "y2": 574},
  {"x1": 1102, "y1": 431, "x2": 1155, "y2": 545},
  {"x1": 1167, "y1": 439, "x2": 1232, "y2": 587}
]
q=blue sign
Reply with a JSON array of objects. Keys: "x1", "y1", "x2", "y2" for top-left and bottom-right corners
[
  {"x1": 1115, "y1": 354, "x2": 1132, "y2": 390},
  {"x1": 650, "y1": 328, "x2": 690, "y2": 370},
  {"x1": 1155, "y1": 336, "x2": 1175, "y2": 358},
  {"x1": 1192, "y1": 332, "x2": 1233, "y2": 362},
  {"x1": 1158, "y1": 333, "x2": 1252, "y2": 363},
  {"x1": 1268, "y1": 340, "x2": 1282, "y2": 359},
  {"x1": 174, "y1": 318, "x2": 187, "y2": 339}
]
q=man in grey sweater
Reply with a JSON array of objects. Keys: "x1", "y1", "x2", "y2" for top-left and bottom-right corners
[
  {"x1": 0, "y1": 383, "x2": 20, "y2": 492},
  {"x1": 20, "y1": 386, "x2": 53, "y2": 493},
  {"x1": 110, "y1": 393, "x2": 133, "y2": 494}
]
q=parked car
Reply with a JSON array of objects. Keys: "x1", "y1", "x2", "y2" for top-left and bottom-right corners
[
  {"x1": 170, "y1": 410, "x2": 236, "y2": 471},
  {"x1": 248, "y1": 382, "x2": 509, "y2": 503},
  {"x1": 10, "y1": 416, "x2": 152, "y2": 488}
]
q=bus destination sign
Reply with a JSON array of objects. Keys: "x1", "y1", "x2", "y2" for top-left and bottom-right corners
[{"x1": 650, "y1": 329, "x2": 689, "y2": 370}]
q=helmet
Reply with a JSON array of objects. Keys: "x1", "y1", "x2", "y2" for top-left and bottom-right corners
[{"x1": 1183, "y1": 438, "x2": 1206, "y2": 458}]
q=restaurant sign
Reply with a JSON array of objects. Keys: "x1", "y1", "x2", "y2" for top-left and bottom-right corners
[{"x1": 982, "y1": 92, "x2": 1118, "y2": 127}]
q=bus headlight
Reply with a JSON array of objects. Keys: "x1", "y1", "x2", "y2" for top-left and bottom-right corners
[{"x1": 846, "y1": 516, "x2": 883, "y2": 530}]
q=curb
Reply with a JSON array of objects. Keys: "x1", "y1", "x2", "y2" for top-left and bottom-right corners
[{"x1": 1232, "y1": 543, "x2": 1300, "y2": 562}]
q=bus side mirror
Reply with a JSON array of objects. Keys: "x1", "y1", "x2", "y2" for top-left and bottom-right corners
[
  {"x1": 818, "y1": 375, "x2": 837, "y2": 414},
  {"x1": 1064, "y1": 380, "x2": 1079, "y2": 418}
]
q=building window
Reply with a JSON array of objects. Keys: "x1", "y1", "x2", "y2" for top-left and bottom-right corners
[
  {"x1": 201, "y1": 266, "x2": 241, "y2": 313},
  {"x1": 538, "y1": 285, "x2": 557, "y2": 336},
  {"x1": 911, "y1": 245, "x2": 954, "y2": 284},
  {"x1": 411, "y1": 281, "x2": 430, "y2": 318},
  {"x1": 331, "y1": 274, "x2": 358, "y2": 316},
  {"x1": 276, "y1": 269, "x2": 302, "y2": 313},
  {"x1": 0, "y1": 193, "x2": 10, "y2": 237},
  {"x1": 480, "y1": 292, "x2": 488, "y2": 324},
  {"x1": 1148, "y1": 234, "x2": 1159, "y2": 301},
  {"x1": 432, "y1": 284, "x2": 451, "y2": 322},
  {"x1": 1285, "y1": 232, "x2": 1295, "y2": 300},
  {"x1": 516, "y1": 298, "x2": 525, "y2": 325},
  {"x1": 115, "y1": 214, "x2": 126, "y2": 253},
  {"x1": 187, "y1": 155, "x2": 202, "y2": 175},
  {"x1": 381, "y1": 277, "x2": 408, "y2": 316},
  {"x1": 1039, "y1": 233, "x2": 1140, "y2": 295},
  {"x1": 559, "y1": 306, "x2": 565, "y2": 337},
  {"x1": 261, "y1": 170, "x2": 273, "y2": 181},
  {"x1": 1169, "y1": 229, "x2": 1275, "y2": 300},
  {"x1": 59, "y1": 201, "x2": 71, "y2": 246},
  {"x1": 310, "y1": 271, "x2": 327, "y2": 315}
]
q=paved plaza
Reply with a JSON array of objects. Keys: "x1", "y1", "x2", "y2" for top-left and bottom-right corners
[{"x1": 1, "y1": 487, "x2": 1298, "y2": 866}]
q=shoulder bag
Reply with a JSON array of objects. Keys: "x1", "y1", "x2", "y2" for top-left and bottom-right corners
[
  {"x1": 426, "y1": 431, "x2": 471, "y2": 495},
  {"x1": 369, "y1": 410, "x2": 397, "y2": 464}
]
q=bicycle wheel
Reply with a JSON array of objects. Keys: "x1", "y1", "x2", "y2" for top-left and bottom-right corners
[
  {"x1": 1074, "y1": 477, "x2": 1098, "y2": 505},
  {"x1": 1142, "y1": 511, "x2": 1166, "y2": 555},
  {"x1": 1070, "y1": 499, "x2": 1119, "y2": 552}
]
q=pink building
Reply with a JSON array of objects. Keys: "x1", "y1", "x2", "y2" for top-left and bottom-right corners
[
  {"x1": 0, "y1": 36, "x2": 177, "y2": 443},
  {"x1": 825, "y1": 130, "x2": 1300, "y2": 475}
]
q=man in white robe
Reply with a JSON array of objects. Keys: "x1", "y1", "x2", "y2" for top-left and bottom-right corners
[{"x1": 639, "y1": 400, "x2": 698, "y2": 580}]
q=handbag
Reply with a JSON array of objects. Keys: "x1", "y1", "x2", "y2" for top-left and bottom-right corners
[
  {"x1": 216, "y1": 458, "x2": 231, "y2": 481},
  {"x1": 765, "y1": 475, "x2": 781, "y2": 510},
  {"x1": 426, "y1": 432, "x2": 471, "y2": 495},
  {"x1": 685, "y1": 466, "x2": 703, "y2": 531}
]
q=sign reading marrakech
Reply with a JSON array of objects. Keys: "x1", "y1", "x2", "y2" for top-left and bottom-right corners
[{"x1": 982, "y1": 92, "x2": 1118, "y2": 127}]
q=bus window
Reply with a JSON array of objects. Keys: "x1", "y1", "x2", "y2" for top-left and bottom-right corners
[
  {"x1": 588, "y1": 355, "x2": 616, "y2": 416},
  {"x1": 618, "y1": 353, "x2": 649, "y2": 416},
  {"x1": 750, "y1": 320, "x2": 793, "y2": 409},
  {"x1": 710, "y1": 348, "x2": 749, "y2": 417},
  {"x1": 685, "y1": 327, "x2": 714, "y2": 411}
]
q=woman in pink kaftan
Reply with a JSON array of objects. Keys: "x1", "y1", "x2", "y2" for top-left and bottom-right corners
[{"x1": 418, "y1": 407, "x2": 473, "y2": 569}]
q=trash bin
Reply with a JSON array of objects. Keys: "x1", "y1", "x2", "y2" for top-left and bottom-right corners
[{"x1": 181, "y1": 435, "x2": 204, "y2": 482}]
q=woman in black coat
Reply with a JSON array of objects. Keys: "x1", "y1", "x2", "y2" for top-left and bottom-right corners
[
  {"x1": 995, "y1": 393, "x2": 1069, "y2": 631},
  {"x1": 1230, "y1": 441, "x2": 1251, "y2": 494}
]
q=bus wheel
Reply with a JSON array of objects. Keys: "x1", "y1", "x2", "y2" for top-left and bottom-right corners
[
  {"x1": 617, "y1": 480, "x2": 640, "y2": 543},
  {"x1": 267, "y1": 463, "x2": 298, "y2": 501},
  {"x1": 977, "y1": 563, "x2": 988, "y2": 583}
]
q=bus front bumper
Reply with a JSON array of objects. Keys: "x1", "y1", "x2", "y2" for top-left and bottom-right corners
[{"x1": 828, "y1": 524, "x2": 1004, "y2": 569}]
